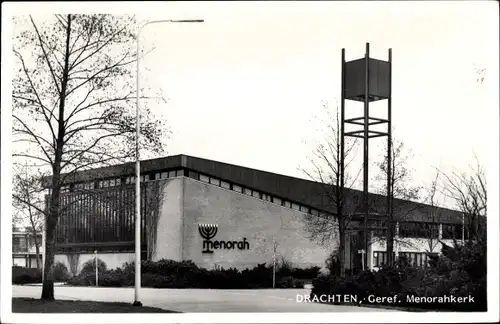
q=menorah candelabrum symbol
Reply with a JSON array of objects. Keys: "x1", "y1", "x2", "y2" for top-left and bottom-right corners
[{"x1": 198, "y1": 224, "x2": 218, "y2": 253}]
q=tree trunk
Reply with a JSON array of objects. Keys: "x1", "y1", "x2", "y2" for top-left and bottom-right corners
[
  {"x1": 386, "y1": 219, "x2": 394, "y2": 266},
  {"x1": 338, "y1": 222, "x2": 346, "y2": 277},
  {"x1": 34, "y1": 239, "x2": 41, "y2": 270},
  {"x1": 41, "y1": 215, "x2": 57, "y2": 300}
]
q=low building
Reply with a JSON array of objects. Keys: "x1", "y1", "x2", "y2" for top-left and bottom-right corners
[
  {"x1": 42, "y1": 154, "x2": 467, "y2": 275},
  {"x1": 12, "y1": 227, "x2": 43, "y2": 269}
]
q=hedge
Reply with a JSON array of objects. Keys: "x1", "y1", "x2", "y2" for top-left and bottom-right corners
[
  {"x1": 67, "y1": 260, "x2": 308, "y2": 289},
  {"x1": 12, "y1": 266, "x2": 42, "y2": 285}
]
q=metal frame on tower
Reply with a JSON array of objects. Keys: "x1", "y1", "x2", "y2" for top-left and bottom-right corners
[{"x1": 340, "y1": 43, "x2": 392, "y2": 270}]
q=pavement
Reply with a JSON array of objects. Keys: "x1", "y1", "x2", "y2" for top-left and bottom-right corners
[{"x1": 12, "y1": 285, "x2": 397, "y2": 313}]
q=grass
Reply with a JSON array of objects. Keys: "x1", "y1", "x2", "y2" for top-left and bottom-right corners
[{"x1": 12, "y1": 298, "x2": 180, "y2": 313}]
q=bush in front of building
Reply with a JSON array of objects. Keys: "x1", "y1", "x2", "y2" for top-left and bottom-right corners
[
  {"x1": 290, "y1": 266, "x2": 321, "y2": 280},
  {"x1": 311, "y1": 240, "x2": 487, "y2": 311},
  {"x1": 66, "y1": 259, "x2": 308, "y2": 289},
  {"x1": 12, "y1": 266, "x2": 42, "y2": 285},
  {"x1": 407, "y1": 240, "x2": 487, "y2": 311},
  {"x1": 53, "y1": 262, "x2": 70, "y2": 282},
  {"x1": 276, "y1": 276, "x2": 305, "y2": 288},
  {"x1": 80, "y1": 258, "x2": 107, "y2": 276}
]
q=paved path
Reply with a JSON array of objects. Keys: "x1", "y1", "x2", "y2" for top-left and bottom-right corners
[{"x1": 13, "y1": 285, "x2": 395, "y2": 312}]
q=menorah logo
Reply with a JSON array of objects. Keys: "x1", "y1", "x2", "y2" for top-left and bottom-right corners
[
  {"x1": 199, "y1": 224, "x2": 218, "y2": 253},
  {"x1": 198, "y1": 223, "x2": 249, "y2": 254}
]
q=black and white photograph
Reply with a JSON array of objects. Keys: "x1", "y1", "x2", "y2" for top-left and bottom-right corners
[{"x1": 1, "y1": 1, "x2": 499, "y2": 323}]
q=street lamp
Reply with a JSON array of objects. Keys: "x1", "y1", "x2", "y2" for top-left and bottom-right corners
[{"x1": 134, "y1": 18, "x2": 204, "y2": 306}]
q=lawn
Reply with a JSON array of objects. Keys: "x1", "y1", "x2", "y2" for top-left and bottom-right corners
[{"x1": 12, "y1": 298, "x2": 180, "y2": 313}]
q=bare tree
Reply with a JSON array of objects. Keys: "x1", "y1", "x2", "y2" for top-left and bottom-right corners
[
  {"x1": 300, "y1": 102, "x2": 361, "y2": 277},
  {"x1": 12, "y1": 164, "x2": 46, "y2": 270},
  {"x1": 12, "y1": 14, "x2": 167, "y2": 300},
  {"x1": 439, "y1": 156, "x2": 486, "y2": 243},
  {"x1": 423, "y1": 171, "x2": 442, "y2": 253},
  {"x1": 374, "y1": 137, "x2": 422, "y2": 266}
]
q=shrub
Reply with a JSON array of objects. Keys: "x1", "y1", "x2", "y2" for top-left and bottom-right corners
[
  {"x1": 311, "y1": 240, "x2": 487, "y2": 311},
  {"x1": 12, "y1": 266, "x2": 42, "y2": 285},
  {"x1": 67, "y1": 272, "x2": 96, "y2": 286},
  {"x1": 65, "y1": 259, "x2": 309, "y2": 289},
  {"x1": 80, "y1": 258, "x2": 107, "y2": 276},
  {"x1": 276, "y1": 257, "x2": 293, "y2": 277},
  {"x1": 276, "y1": 276, "x2": 304, "y2": 288},
  {"x1": 53, "y1": 262, "x2": 70, "y2": 282},
  {"x1": 291, "y1": 266, "x2": 321, "y2": 280},
  {"x1": 99, "y1": 268, "x2": 129, "y2": 287}
]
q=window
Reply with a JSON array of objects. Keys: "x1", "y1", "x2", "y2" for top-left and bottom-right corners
[
  {"x1": 262, "y1": 194, "x2": 271, "y2": 202},
  {"x1": 176, "y1": 170, "x2": 184, "y2": 177},
  {"x1": 159, "y1": 172, "x2": 169, "y2": 179},
  {"x1": 221, "y1": 181, "x2": 230, "y2": 189},
  {"x1": 284, "y1": 201, "x2": 292, "y2": 208},
  {"x1": 291, "y1": 203, "x2": 300, "y2": 211},
  {"x1": 200, "y1": 174, "x2": 210, "y2": 183},
  {"x1": 399, "y1": 222, "x2": 437, "y2": 238},
  {"x1": 243, "y1": 188, "x2": 252, "y2": 195},
  {"x1": 168, "y1": 171, "x2": 177, "y2": 178},
  {"x1": 373, "y1": 251, "x2": 388, "y2": 268},
  {"x1": 373, "y1": 251, "x2": 397, "y2": 268},
  {"x1": 299, "y1": 205, "x2": 309, "y2": 213},
  {"x1": 398, "y1": 252, "x2": 435, "y2": 268},
  {"x1": 188, "y1": 171, "x2": 200, "y2": 180},
  {"x1": 252, "y1": 190, "x2": 260, "y2": 198},
  {"x1": 442, "y1": 223, "x2": 462, "y2": 239},
  {"x1": 272, "y1": 197, "x2": 282, "y2": 205},
  {"x1": 233, "y1": 185, "x2": 242, "y2": 193},
  {"x1": 210, "y1": 177, "x2": 220, "y2": 186},
  {"x1": 310, "y1": 209, "x2": 319, "y2": 216},
  {"x1": 84, "y1": 182, "x2": 95, "y2": 189}
]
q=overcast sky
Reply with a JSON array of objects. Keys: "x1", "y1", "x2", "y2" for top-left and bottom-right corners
[
  {"x1": 137, "y1": 1, "x2": 498, "y2": 206},
  {"x1": 4, "y1": 1, "x2": 499, "y2": 209}
]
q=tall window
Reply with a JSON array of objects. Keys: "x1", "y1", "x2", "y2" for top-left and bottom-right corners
[{"x1": 373, "y1": 251, "x2": 388, "y2": 267}]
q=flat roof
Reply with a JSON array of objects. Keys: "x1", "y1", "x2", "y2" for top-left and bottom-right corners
[{"x1": 43, "y1": 154, "x2": 465, "y2": 224}]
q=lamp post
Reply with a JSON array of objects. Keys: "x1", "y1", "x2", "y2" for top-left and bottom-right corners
[{"x1": 134, "y1": 18, "x2": 204, "y2": 306}]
